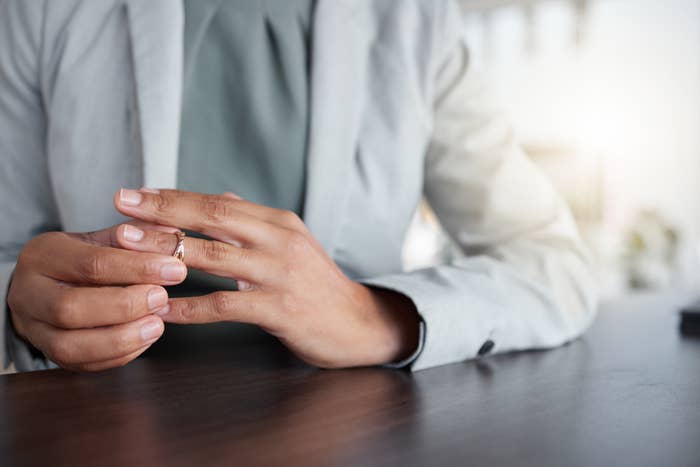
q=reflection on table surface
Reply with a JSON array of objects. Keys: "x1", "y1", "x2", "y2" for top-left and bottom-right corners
[{"x1": 1, "y1": 292, "x2": 700, "y2": 467}]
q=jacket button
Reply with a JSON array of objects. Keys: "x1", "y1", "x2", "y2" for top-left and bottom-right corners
[{"x1": 477, "y1": 339, "x2": 495, "y2": 356}]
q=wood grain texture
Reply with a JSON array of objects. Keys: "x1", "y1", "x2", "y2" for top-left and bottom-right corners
[{"x1": 1, "y1": 292, "x2": 700, "y2": 467}]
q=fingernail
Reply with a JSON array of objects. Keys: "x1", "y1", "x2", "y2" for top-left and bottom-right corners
[
  {"x1": 222, "y1": 192, "x2": 242, "y2": 200},
  {"x1": 160, "y1": 262, "x2": 187, "y2": 281},
  {"x1": 154, "y1": 304, "x2": 170, "y2": 316},
  {"x1": 147, "y1": 287, "x2": 168, "y2": 310},
  {"x1": 123, "y1": 225, "x2": 144, "y2": 242},
  {"x1": 140, "y1": 320, "x2": 163, "y2": 341},
  {"x1": 140, "y1": 187, "x2": 160, "y2": 194},
  {"x1": 119, "y1": 188, "x2": 142, "y2": 206}
]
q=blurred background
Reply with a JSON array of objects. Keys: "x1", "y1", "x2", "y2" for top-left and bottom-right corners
[{"x1": 404, "y1": 0, "x2": 700, "y2": 300}]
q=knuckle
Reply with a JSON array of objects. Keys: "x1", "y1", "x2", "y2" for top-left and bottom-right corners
[
  {"x1": 77, "y1": 251, "x2": 106, "y2": 282},
  {"x1": 279, "y1": 210, "x2": 303, "y2": 228},
  {"x1": 202, "y1": 198, "x2": 233, "y2": 224},
  {"x1": 178, "y1": 299, "x2": 200, "y2": 321},
  {"x1": 210, "y1": 292, "x2": 233, "y2": 319},
  {"x1": 53, "y1": 291, "x2": 79, "y2": 328},
  {"x1": 153, "y1": 193, "x2": 173, "y2": 215},
  {"x1": 202, "y1": 241, "x2": 230, "y2": 263},
  {"x1": 19, "y1": 232, "x2": 56, "y2": 266}
]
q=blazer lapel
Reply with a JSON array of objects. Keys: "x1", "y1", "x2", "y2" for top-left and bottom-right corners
[
  {"x1": 303, "y1": 0, "x2": 369, "y2": 255},
  {"x1": 126, "y1": 0, "x2": 184, "y2": 189},
  {"x1": 125, "y1": 0, "x2": 368, "y2": 256}
]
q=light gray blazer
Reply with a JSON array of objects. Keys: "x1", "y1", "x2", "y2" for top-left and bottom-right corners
[{"x1": 0, "y1": 0, "x2": 597, "y2": 372}]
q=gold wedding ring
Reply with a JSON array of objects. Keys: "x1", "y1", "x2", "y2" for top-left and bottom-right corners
[{"x1": 173, "y1": 230, "x2": 185, "y2": 262}]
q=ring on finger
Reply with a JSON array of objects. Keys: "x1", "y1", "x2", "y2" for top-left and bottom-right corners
[{"x1": 172, "y1": 231, "x2": 186, "y2": 262}]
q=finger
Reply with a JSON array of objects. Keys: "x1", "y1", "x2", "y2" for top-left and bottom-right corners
[
  {"x1": 114, "y1": 224, "x2": 278, "y2": 283},
  {"x1": 29, "y1": 232, "x2": 187, "y2": 285},
  {"x1": 64, "y1": 342, "x2": 153, "y2": 372},
  {"x1": 219, "y1": 194, "x2": 325, "y2": 254},
  {"x1": 75, "y1": 220, "x2": 179, "y2": 248},
  {"x1": 23, "y1": 275, "x2": 170, "y2": 328},
  {"x1": 164, "y1": 292, "x2": 279, "y2": 331},
  {"x1": 114, "y1": 189, "x2": 283, "y2": 247},
  {"x1": 219, "y1": 193, "x2": 307, "y2": 232},
  {"x1": 26, "y1": 314, "x2": 165, "y2": 365}
]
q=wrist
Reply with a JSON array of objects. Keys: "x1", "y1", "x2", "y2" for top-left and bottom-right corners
[{"x1": 361, "y1": 284, "x2": 421, "y2": 365}]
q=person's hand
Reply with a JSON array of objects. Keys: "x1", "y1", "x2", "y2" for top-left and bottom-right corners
[
  {"x1": 7, "y1": 223, "x2": 188, "y2": 371},
  {"x1": 113, "y1": 189, "x2": 420, "y2": 368}
]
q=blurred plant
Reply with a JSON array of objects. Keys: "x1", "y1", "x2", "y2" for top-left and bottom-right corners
[{"x1": 623, "y1": 210, "x2": 679, "y2": 290}]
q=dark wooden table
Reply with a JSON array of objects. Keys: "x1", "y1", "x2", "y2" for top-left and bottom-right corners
[{"x1": 1, "y1": 292, "x2": 699, "y2": 467}]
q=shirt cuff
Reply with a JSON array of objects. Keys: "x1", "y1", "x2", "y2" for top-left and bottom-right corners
[{"x1": 382, "y1": 320, "x2": 426, "y2": 369}]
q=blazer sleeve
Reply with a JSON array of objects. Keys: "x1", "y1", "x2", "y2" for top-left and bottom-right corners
[
  {"x1": 363, "y1": 1, "x2": 598, "y2": 371},
  {"x1": 0, "y1": 0, "x2": 58, "y2": 371}
]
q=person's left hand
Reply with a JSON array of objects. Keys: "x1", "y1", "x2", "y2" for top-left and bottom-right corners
[{"x1": 113, "y1": 188, "x2": 420, "y2": 368}]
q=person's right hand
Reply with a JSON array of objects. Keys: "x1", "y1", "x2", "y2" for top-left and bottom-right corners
[{"x1": 6, "y1": 223, "x2": 188, "y2": 371}]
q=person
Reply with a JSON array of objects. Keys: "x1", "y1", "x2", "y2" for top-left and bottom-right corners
[{"x1": 0, "y1": 0, "x2": 597, "y2": 373}]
